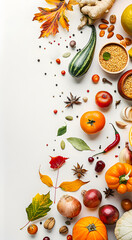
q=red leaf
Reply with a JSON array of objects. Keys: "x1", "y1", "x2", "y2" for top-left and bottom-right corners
[{"x1": 49, "y1": 156, "x2": 68, "y2": 169}]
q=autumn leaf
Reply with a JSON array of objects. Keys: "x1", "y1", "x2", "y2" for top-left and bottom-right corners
[
  {"x1": 49, "y1": 156, "x2": 69, "y2": 169},
  {"x1": 39, "y1": 169, "x2": 53, "y2": 187},
  {"x1": 20, "y1": 192, "x2": 52, "y2": 230},
  {"x1": 59, "y1": 179, "x2": 89, "y2": 192},
  {"x1": 33, "y1": 0, "x2": 78, "y2": 38}
]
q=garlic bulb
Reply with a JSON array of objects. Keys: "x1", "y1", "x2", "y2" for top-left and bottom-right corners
[
  {"x1": 119, "y1": 142, "x2": 132, "y2": 165},
  {"x1": 121, "y1": 107, "x2": 132, "y2": 122}
]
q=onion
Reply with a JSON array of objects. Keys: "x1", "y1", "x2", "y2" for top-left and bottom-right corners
[
  {"x1": 119, "y1": 142, "x2": 132, "y2": 165},
  {"x1": 57, "y1": 195, "x2": 81, "y2": 218}
]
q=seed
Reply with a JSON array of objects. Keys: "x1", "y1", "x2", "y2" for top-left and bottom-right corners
[
  {"x1": 82, "y1": 97, "x2": 88, "y2": 102},
  {"x1": 62, "y1": 52, "x2": 71, "y2": 58},
  {"x1": 99, "y1": 30, "x2": 105, "y2": 37},
  {"x1": 108, "y1": 25, "x2": 114, "y2": 32},
  {"x1": 101, "y1": 19, "x2": 109, "y2": 24},
  {"x1": 124, "y1": 38, "x2": 132, "y2": 46},
  {"x1": 65, "y1": 220, "x2": 71, "y2": 225},
  {"x1": 44, "y1": 217, "x2": 55, "y2": 230},
  {"x1": 65, "y1": 116, "x2": 73, "y2": 121},
  {"x1": 110, "y1": 15, "x2": 116, "y2": 24},
  {"x1": 59, "y1": 226, "x2": 68, "y2": 235},
  {"x1": 116, "y1": 34, "x2": 124, "y2": 40},
  {"x1": 69, "y1": 40, "x2": 76, "y2": 48},
  {"x1": 107, "y1": 32, "x2": 114, "y2": 38},
  {"x1": 99, "y1": 24, "x2": 108, "y2": 29},
  {"x1": 60, "y1": 140, "x2": 65, "y2": 150},
  {"x1": 120, "y1": 39, "x2": 126, "y2": 48}
]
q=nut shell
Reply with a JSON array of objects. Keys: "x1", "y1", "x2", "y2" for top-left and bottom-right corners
[
  {"x1": 44, "y1": 217, "x2": 55, "y2": 230},
  {"x1": 59, "y1": 226, "x2": 68, "y2": 235}
]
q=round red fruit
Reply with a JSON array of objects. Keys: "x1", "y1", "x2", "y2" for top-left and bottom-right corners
[
  {"x1": 27, "y1": 224, "x2": 38, "y2": 235},
  {"x1": 67, "y1": 235, "x2": 73, "y2": 240},
  {"x1": 99, "y1": 204, "x2": 119, "y2": 225},
  {"x1": 95, "y1": 91, "x2": 113, "y2": 108},
  {"x1": 83, "y1": 189, "x2": 102, "y2": 208},
  {"x1": 61, "y1": 70, "x2": 66, "y2": 75},
  {"x1": 92, "y1": 74, "x2": 100, "y2": 83},
  {"x1": 56, "y1": 58, "x2": 61, "y2": 64},
  {"x1": 95, "y1": 161, "x2": 105, "y2": 172}
]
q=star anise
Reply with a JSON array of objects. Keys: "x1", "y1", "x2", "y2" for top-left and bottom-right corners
[
  {"x1": 103, "y1": 188, "x2": 115, "y2": 198},
  {"x1": 64, "y1": 92, "x2": 82, "y2": 108},
  {"x1": 72, "y1": 163, "x2": 87, "y2": 179}
]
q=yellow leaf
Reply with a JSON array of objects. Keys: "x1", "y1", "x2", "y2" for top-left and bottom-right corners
[
  {"x1": 39, "y1": 170, "x2": 53, "y2": 187},
  {"x1": 67, "y1": 0, "x2": 78, "y2": 11},
  {"x1": 59, "y1": 179, "x2": 89, "y2": 192}
]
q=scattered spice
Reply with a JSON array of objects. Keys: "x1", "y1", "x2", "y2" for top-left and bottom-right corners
[
  {"x1": 99, "y1": 30, "x2": 105, "y2": 37},
  {"x1": 56, "y1": 58, "x2": 61, "y2": 64},
  {"x1": 82, "y1": 97, "x2": 88, "y2": 102},
  {"x1": 65, "y1": 116, "x2": 73, "y2": 121},
  {"x1": 65, "y1": 220, "x2": 71, "y2": 225},
  {"x1": 61, "y1": 70, "x2": 66, "y2": 75},
  {"x1": 101, "y1": 19, "x2": 109, "y2": 24},
  {"x1": 108, "y1": 25, "x2": 114, "y2": 33},
  {"x1": 72, "y1": 163, "x2": 87, "y2": 179},
  {"x1": 64, "y1": 92, "x2": 81, "y2": 108},
  {"x1": 103, "y1": 188, "x2": 114, "y2": 198},
  {"x1": 110, "y1": 15, "x2": 116, "y2": 24},
  {"x1": 102, "y1": 78, "x2": 112, "y2": 85},
  {"x1": 116, "y1": 34, "x2": 124, "y2": 40},
  {"x1": 53, "y1": 109, "x2": 58, "y2": 114},
  {"x1": 62, "y1": 52, "x2": 71, "y2": 58},
  {"x1": 99, "y1": 24, "x2": 108, "y2": 29},
  {"x1": 115, "y1": 100, "x2": 121, "y2": 109},
  {"x1": 69, "y1": 40, "x2": 76, "y2": 48},
  {"x1": 60, "y1": 140, "x2": 65, "y2": 150}
]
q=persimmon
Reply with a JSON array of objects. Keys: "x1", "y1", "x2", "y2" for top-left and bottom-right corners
[{"x1": 80, "y1": 111, "x2": 105, "y2": 134}]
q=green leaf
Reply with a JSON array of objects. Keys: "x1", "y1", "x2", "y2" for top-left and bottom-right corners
[
  {"x1": 26, "y1": 192, "x2": 53, "y2": 221},
  {"x1": 103, "y1": 52, "x2": 111, "y2": 61},
  {"x1": 67, "y1": 137, "x2": 91, "y2": 151},
  {"x1": 57, "y1": 125, "x2": 67, "y2": 136}
]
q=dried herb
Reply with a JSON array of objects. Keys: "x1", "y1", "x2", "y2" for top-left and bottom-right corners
[
  {"x1": 103, "y1": 52, "x2": 111, "y2": 60},
  {"x1": 20, "y1": 192, "x2": 52, "y2": 230},
  {"x1": 67, "y1": 137, "x2": 92, "y2": 151},
  {"x1": 115, "y1": 100, "x2": 121, "y2": 109},
  {"x1": 72, "y1": 163, "x2": 87, "y2": 179},
  {"x1": 57, "y1": 125, "x2": 67, "y2": 136},
  {"x1": 103, "y1": 188, "x2": 114, "y2": 198},
  {"x1": 102, "y1": 78, "x2": 112, "y2": 85},
  {"x1": 33, "y1": 0, "x2": 78, "y2": 38},
  {"x1": 64, "y1": 92, "x2": 81, "y2": 108}
]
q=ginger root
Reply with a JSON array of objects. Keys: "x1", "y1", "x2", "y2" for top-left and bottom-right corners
[{"x1": 79, "y1": 0, "x2": 115, "y2": 27}]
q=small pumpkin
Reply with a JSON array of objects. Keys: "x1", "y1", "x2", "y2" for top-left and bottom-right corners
[
  {"x1": 105, "y1": 163, "x2": 132, "y2": 194},
  {"x1": 115, "y1": 210, "x2": 132, "y2": 240},
  {"x1": 72, "y1": 216, "x2": 108, "y2": 240}
]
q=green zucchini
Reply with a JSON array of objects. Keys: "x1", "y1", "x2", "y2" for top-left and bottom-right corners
[{"x1": 68, "y1": 25, "x2": 96, "y2": 77}]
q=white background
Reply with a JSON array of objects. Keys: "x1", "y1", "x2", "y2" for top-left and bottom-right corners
[{"x1": 0, "y1": 0, "x2": 132, "y2": 239}]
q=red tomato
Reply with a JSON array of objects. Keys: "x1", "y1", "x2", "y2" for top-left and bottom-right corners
[
  {"x1": 95, "y1": 91, "x2": 113, "y2": 108},
  {"x1": 92, "y1": 74, "x2": 100, "y2": 83}
]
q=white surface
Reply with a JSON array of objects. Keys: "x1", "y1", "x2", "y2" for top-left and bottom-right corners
[{"x1": 0, "y1": 0, "x2": 132, "y2": 239}]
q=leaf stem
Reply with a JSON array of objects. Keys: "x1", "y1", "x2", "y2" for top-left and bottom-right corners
[
  {"x1": 20, "y1": 221, "x2": 30, "y2": 230},
  {"x1": 54, "y1": 169, "x2": 59, "y2": 204}
]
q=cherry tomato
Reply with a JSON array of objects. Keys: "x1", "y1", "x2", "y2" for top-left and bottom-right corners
[
  {"x1": 61, "y1": 70, "x2": 66, "y2": 75},
  {"x1": 95, "y1": 91, "x2": 113, "y2": 108},
  {"x1": 80, "y1": 111, "x2": 105, "y2": 134},
  {"x1": 67, "y1": 235, "x2": 73, "y2": 240},
  {"x1": 27, "y1": 224, "x2": 38, "y2": 235},
  {"x1": 92, "y1": 74, "x2": 100, "y2": 83},
  {"x1": 56, "y1": 58, "x2": 61, "y2": 64},
  {"x1": 121, "y1": 199, "x2": 132, "y2": 211}
]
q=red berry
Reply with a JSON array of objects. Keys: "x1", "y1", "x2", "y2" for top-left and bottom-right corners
[
  {"x1": 95, "y1": 161, "x2": 105, "y2": 172},
  {"x1": 67, "y1": 235, "x2": 73, "y2": 240},
  {"x1": 56, "y1": 58, "x2": 61, "y2": 64},
  {"x1": 43, "y1": 237, "x2": 50, "y2": 240},
  {"x1": 61, "y1": 70, "x2": 66, "y2": 75},
  {"x1": 92, "y1": 74, "x2": 100, "y2": 84},
  {"x1": 87, "y1": 90, "x2": 90, "y2": 93},
  {"x1": 115, "y1": 155, "x2": 118, "y2": 158},
  {"x1": 53, "y1": 109, "x2": 58, "y2": 114},
  {"x1": 88, "y1": 157, "x2": 94, "y2": 163}
]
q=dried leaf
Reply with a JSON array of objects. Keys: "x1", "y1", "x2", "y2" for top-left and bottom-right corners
[
  {"x1": 57, "y1": 125, "x2": 67, "y2": 136},
  {"x1": 33, "y1": 0, "x2": 78, "y2": 38},
  {"x1": 49, "y1": 156, "x2": 68, "y2": 169},
  {"x1": 67, "y1": 137, "x2": 92, "y2": 151},
  {"x1": 59, "y1": 179, "x2": 89, "y2": 191},
  {"x1": 39, "y1": 170, "x2": 53, "y2": 187},
  {"x1": 26, "y1": 192, "x2": 52, "y2": 221}
]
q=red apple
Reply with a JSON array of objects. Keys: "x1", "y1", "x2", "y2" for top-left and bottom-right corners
[
  {"x1": 82, "y1": 189, "x2": 102, "y2": 208},
  {"x1": 99, "y1": 204, "x2": 119, "y2": 225}
]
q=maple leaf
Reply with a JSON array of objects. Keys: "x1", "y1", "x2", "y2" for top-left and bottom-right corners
[
  {"x1": 20, "y1": 192, "x2": 52, "y2": 230},
  {"x1": 33, "y1": 0, "x2": 78, "y2": 38},
  {"x1": 49, "y1": 156, "x2": 69, "y2": 169}
]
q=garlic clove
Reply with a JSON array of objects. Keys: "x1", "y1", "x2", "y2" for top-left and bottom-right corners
[
  {"x1": 119, "y1": 142, "x2": 132, "y2": 165},
  {"x1": 121, "y1": 108, "x2": 128, "y2": 121},
  {"x1": 116, "y1": 121, "x2": 127, "y2": 129},
  {"x1": 121, "y1": 107, "x2": 132, "y2": 122}
]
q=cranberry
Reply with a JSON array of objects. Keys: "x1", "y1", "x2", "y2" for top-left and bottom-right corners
[
  {"x1": 67, "y1": 235, "x2": 73, "y2": 240},
  {"x1": 43, "y1": 237, "x2": 50, "y2": 240},
  {"x1": 53, "y1": 109, "x2": 58, "y2": 114},
  {"x1": 88, "y1": 157, "x2": 94, "y2": 163},
  {"x1": 95, "y1": 161, "x2": 105, "y2": 172}
]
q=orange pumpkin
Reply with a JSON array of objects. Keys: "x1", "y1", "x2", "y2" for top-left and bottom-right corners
[
  {"x1": 105, "y1": 163, "x2": 132, "y2": 194},
  {"x1": 72, "y1": 216, "x2": 108, "y2": 240}
]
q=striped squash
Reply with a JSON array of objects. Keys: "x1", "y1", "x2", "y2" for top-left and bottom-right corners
[{"x1": 69, "y1": 25, "x2": 96, "y2": 77}]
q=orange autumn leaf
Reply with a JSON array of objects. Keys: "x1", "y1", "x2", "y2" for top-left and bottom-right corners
[
  {"x1": 33, "y1": 0, "x2": 78, "y2": 38},
  {"x1": 39, "y1": 169, "x2": 53, "y2": 187},
  {"x1": 59, "y1": 179, "x2": 89, "y2": 192}
]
